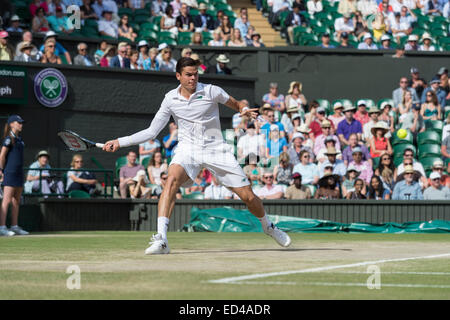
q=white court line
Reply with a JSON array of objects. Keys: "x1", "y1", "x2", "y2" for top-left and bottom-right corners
[
  {"x1": 223, "y1": 281, "x2": 450, "y2": 289},
  {"x1": 208, "y1": 253, "x2": 450, "y2": 284}
]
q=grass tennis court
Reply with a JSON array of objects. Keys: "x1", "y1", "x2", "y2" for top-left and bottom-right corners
[{"x1": 0, "y1": 232, "x2": 449, "y2": 300}]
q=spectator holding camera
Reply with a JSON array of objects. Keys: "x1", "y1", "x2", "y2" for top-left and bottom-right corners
[{"x1": 24, "y1": 150, "x2": 64, "y2": 196}]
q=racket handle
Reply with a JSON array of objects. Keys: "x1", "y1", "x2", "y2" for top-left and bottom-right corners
[{"x1": 95, "y1": 143, "x2": 105, "y2": 148}]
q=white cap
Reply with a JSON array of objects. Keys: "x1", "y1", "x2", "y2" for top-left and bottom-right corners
[
  {"x1": 363, "y1": 33, "x2": 372, "y2": 40},
  {"x1": 429, "y1": 172, "x2": 441, "y2": 180},
  {"x1": 138, "y1": 40, "x2": 149, "y2": 47},
  {"x1": 270, "y1": 124, "x2": 279, "y2": 131},
  {"x1": 292, "y1": 132, "x2": 305, "y2": 140},
  {"x1": 158, "y1": 43, "x2": 168, "y2": 51},
  {"x1": 381, "y1": 35, "x2": 390, "y2": 42}
]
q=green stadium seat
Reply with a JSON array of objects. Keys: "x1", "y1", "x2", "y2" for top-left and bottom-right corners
[
  {"x1": 68, "y1": 190, "x2": 91, "y2": 198},
  {"x1": 119, "y1": 7, "x2": 134, "y2": 17},
  {"x1": 417, "y1": 131, "x2": 441, "y2": 145},
  {"x1": 134, "y1": 15, "x2": 151, "y2": 24},
  {"x1": 140, "y1": 22, "x2": 159, "y2": 32},
  {"x1": 316, "y1": 99, "x2": 331, "y2": 114},
  {"x1": 393, "y1": 143, "x2": 416, "y2": 159},
  {"x1": 139, "y1": 30, "x2": 158, "y2": 42},
  {"x1": 425, "y1": 120, "x2": 443, "y2": 135},
  {"x1": 158, "y1": 31, "x2": 177, "y2": 43},
  {"x1": 418, "y1": 144, "x2": 441, "y2": 159},
  {"x1": 178, "y1": 32, "x2": 193, "y2": 45},
  {"x1": 115, "y1": 156, "x2": 128, "y2": 178},
  {"x1": 393, "y1": 156, "x2": 403, "y2": 167},
  {"x1": 150, "y1": 16, "x2": 162, "y2": 25},
  {"x1": 444, "y1": 106, "x2": 450, "y2": 119},
  {"x1": 391, "y1": 130, "x2": 413, "y2": 145},
  {"x1": 84, "y1": 19, "x2": 98, "y2": 29},
  {"x1": 332, "y1": 99, "x2": 353, "y2": 108},
  {"x1": 420, "y1": 157, "x2": 442, "y2": 172}
]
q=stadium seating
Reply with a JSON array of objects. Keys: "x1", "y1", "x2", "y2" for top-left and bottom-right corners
[
  {"x1": 115, "y1": 156, "x2": 128, "y2": 178},
  {"x1": 68, "y1": 190, "x2": 91, "y2": 198},
  {"x1": 183, "y1": 192, "x2": 205, "y2": 199},
  {"x1": 418, "y1": 144, "x2": 441, "y2": 159},
  {"x1": 417, "y1": 131, "x2": 441, "y2": 145}
]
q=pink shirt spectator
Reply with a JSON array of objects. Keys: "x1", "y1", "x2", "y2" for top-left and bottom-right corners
[
  {"x1": 349, "y1": 160, "x2": 373, "y2": 184},
  {"x1": 313, "y1": 134, "x2": 340, "y2": 155},
  {"x1": 354, "y1": 110, "x2": 370, "y2": 126},
  {"x1": 329, "y1": 114, "x2": 345, "y2": 129},
  {"x1": 30, "y1": 1, "x2": 48, "y2": 16}
]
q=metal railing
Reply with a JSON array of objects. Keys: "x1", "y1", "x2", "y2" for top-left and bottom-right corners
[{"x1": 22, "y1": 167, "x2": 114, "y2": 198}]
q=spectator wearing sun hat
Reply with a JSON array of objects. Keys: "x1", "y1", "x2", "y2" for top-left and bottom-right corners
[
  {"x1": 6, "y1": 15, "x2": 23, "y2": 33},
  {"x1": 379, "y1": 34, "x2": 393, "y2": 50},
  {"x1": 404, "y1": 34, "x2": 419, "y2": 51},
  {"x1": 206, "y1": 54, "x2": 232, "y2": 75},
  {"x1": 194, "y1": 3, "x2": 215, "y2": 31},
  {"x1": 329, "y1": 102, "x2": 345, "y2": 128},
  {"x1": 369, "y1": 121, "x2": 392, "y2": 158},
  {"x1": 392, "y1": 165, "x2": 423, "y2": 200},
  {"x1": 428, "y1": 159, "x2": 450, "y2": 187},
  {"x1": 354, "y1": 99, "x2": 370, "y2": 126},
  {"x1": 0, "y1": 31, "x2": 14, "y2": 61},
  {"x1": 285, "y1": 81, "x2": 307, "y2": 116},
  {"x1": 357, "y1": 33, "x2": 378, "y2": 50},
  {"x1": 288, "y1": 132, "x2": 315, "y2": 165},
  {"x1": 363, "y1": 106, "x2": 386, "y2": 142},
  {"x1": 14, "y1": 41, "x2": 39, "y2": 62},
  {"x1": 316, "y1": 136, "x2": 342, "y2": 163},
  {"x1": 319, "y1": 147, "x2": 346, "y2": 177},
  {"x1": 418, "y1": 32, "x2": 436, "y2": 52},
  {"x1": 313, "y1": 120, "x2": 341, "y2": 156},
  {"x1": 337, "y1": 104, "x2": 363, "y2": 146}
]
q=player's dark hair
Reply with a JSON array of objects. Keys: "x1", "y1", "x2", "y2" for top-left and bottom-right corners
[{"x1": 176, "y1": 57, "x2": 200, "y2": 74}]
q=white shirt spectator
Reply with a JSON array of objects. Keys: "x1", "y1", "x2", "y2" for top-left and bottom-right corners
[
  {"x1": 204, "y1": 183, "x2": 233, "y2": 199},
  {"x1": 237, "y1": 131, "x2": 266, "y2": 160},
  {"x1": 397, "y1": 160, "x2": 426, "y2": 177},
  {"x1": 334, "y1": 17, "x2": 355, "y2": 33},
  {"x1": 358, "y1": 41, "x2": 378, "y2": 49},
  {"x1": 98, "y1": 19, "x2": 118, "y2": 38},
  {"x1": 442, "y1": 123, "x2": 450, "y2": 142},
  {"x1": 418, "y1": 44, "x2": 436, "y2": 51},
  {"x1": 255, "y1": 184, "x2": 285, "y2": 198},
  {"x1": 307, "y1": 0, "x2": 323, "y2": 15},
  {"x1": 356, "y1": 0, "x2": 378, "y2": 17},
  {"x1": 270, "y1": 0, "x2": 291, "y2": 13},
  {"x1": 443, "y1": 1, "x2": 450, "y2": 18},
  {"x1": 63, "y1": 0, "x2": 82, "y2": 6},
  {"x1": 390, "y1": 18, "x2": 410, "y2": 38}
]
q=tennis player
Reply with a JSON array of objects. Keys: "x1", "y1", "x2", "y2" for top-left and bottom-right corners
[{"x1": 103, "y1": 57, "x2": 291, "y2": 254}]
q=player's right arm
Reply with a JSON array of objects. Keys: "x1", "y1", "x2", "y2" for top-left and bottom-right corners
[{"x1": 103, "y1": 99, "x2": 172, "y2": 152}]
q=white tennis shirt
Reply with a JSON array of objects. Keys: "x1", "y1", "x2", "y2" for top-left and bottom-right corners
[{"x1": 118, "y1": 82, "x2": 230, "y2": 149}]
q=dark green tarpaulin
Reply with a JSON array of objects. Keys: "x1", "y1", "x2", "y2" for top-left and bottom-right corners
[{"x1": 182, "y1": 207, "x2": 450, "y2": 234}]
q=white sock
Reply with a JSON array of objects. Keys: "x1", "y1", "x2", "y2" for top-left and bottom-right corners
[
  {"x1": 258, "y1": 214, "x2": 272, "y2": 231},
  {"x1": 157, "y1": 216, "x2": 170, "y2": 240}
]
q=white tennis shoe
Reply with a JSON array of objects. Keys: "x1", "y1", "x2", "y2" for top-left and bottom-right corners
[
  {"x1": 10, "y1": 226, "x2": 29, "y2": 236},
  {"x1": 265, "y1": 223, "x2": 291, "y2": 247},
  {"x1": 0, "y1": 226, "x2": 14, "y2": 237},
  {"x1": 145, "y1": 233, "x2": 170, "y2": 255}
]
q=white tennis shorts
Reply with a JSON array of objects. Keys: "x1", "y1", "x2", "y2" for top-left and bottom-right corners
[{"x1": 170, "y1": 143, "x2": 250, "y2": 188}]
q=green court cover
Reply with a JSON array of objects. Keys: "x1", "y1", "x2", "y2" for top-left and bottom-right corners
[{"x1": 183, "y1": 207, "x2": 450, "y2": 234}]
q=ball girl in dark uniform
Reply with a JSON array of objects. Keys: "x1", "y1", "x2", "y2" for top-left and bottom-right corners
[{"x1": 0, "y1": 115, "x2": 28, "y2": 236}]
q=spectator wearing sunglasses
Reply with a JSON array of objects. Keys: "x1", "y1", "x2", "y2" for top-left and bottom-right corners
[
  {"x1": 74, "y1": 42, "x2": 94, "y2": 66},
  {"x1": 255, "y1": 172, "x2": 285, "y2": 200},
  {"x1": 392, "y1": 165, "x2": 423, "y2": 200},
  {"x1": 392, "y1": 76, "x2": 419, "y2": 113},
  {"x1": 423, "y1": 172, "x2": 450, "y2": 200},
  {"x1": 109, "y1": 42, "x2": 130, "y2": 68},
  {"x1": 292, "y1": 150, "x2": 320, "y2": 185}
]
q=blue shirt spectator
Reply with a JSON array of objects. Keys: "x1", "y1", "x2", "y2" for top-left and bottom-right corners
[
  {"x1": 337, "y1": 117, "x2": 363, "y2": 140},
  {"x1": 392, "y1": 180, "x2": 423, "y2": 200},
  {"x1": 420, "y1": 77, "x2": 446, "y2": 111}
]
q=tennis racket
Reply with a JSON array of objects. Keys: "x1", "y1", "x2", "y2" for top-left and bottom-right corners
[{"x1": 58, "y1": 130, "x2": 105, "y2": 152}]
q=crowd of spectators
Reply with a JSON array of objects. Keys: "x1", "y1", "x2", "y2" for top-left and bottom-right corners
[
  {"x1": 268, "y1": 0, "x2": 449, "y2": 49},
  {"x1": 109, "y1": 66, "x2": 450, "y2": 201}
]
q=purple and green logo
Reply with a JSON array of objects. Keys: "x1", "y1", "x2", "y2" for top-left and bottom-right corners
[{"x1": 34, "y1": 68, "x2": 68, "y2": 108}]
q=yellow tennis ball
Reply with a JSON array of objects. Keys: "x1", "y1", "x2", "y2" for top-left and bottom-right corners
[{"x1": 397, "y1": 129, "x2": 407, "y2": 139}]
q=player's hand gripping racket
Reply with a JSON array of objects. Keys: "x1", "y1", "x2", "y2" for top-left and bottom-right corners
[{"x1": 58, "y1": 130, "x2": 105, "y2": 152}]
